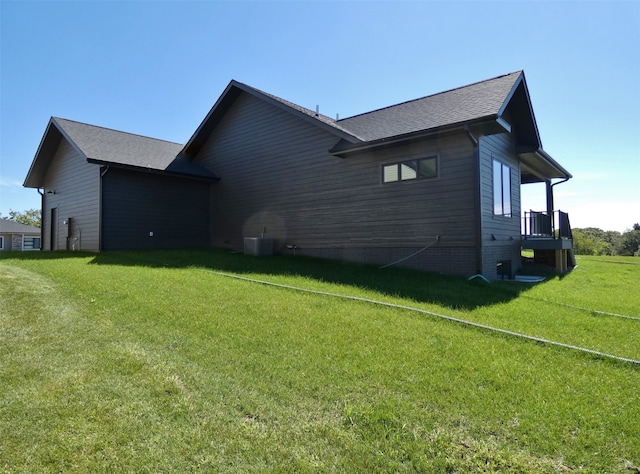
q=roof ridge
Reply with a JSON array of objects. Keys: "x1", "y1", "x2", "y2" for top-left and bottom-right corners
[
  {"x1": 52, "y1": 117, "x2": 184, "y2": 146},
  {"x1": 337, "y1": 71, "x2": 523, "y2": 123}
]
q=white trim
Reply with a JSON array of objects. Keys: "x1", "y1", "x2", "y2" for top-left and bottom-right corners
[{"x1": 22, "y1": 235, "x2": 41, "y2": 251}]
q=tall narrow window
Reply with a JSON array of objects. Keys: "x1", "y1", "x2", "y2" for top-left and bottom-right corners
[{"x1": 493, "y1": 159, "x2": 512, "y2": 217}]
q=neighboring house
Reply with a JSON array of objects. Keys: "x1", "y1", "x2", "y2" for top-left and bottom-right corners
[
  {"x1": 24, "y1": 71, "x2": 573, "y2": 278},
  {"x1": 0, "y1": 218, "x2": 41, "y2": 251}
]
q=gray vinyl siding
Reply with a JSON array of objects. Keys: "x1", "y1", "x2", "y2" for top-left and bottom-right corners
[
  {"x1": 101, "y1": 168, "x2": 210, "y2": 250},
  {"x1": 478, "y1": 133, "x2": 522, "y2": 278},
  {"x1": 0, "y1": 234, "x2": 10, "y2": 251},
  {"x1": 192, "y1": 92, "x2": 480, "y2": 275},
  {"x1": 41, "y1": 140, "x2": 100, "y2": 251}
]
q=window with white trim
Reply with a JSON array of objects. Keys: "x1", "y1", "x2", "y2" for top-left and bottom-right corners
[
  {"x1": 493, "y1": 159, "x2": 512, "y2": 217},
  {"x1": 0, "y1": 236, "x2": 4, "y2": 250},
  {"x1": 23, "y1": 237, "x2": 41, "y2": 250},
  {"x1": 382, "y1": 156, "x2": 438, "y2": 183}
]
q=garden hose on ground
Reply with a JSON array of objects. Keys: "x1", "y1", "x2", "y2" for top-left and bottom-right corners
[{"x1": 201, "y1": 269, "x2": 640, "y2": 366}]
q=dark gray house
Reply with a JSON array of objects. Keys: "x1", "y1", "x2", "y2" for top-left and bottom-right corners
[
  {"x1": 24, "y1": 71, "x2": 573, "y2": 278},
  {"x1": 23, "y1": 118, "x2": 217, "y2": 251}
]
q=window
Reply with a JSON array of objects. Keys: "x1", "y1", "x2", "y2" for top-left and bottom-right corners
[
  {"x1": 382, "y1": 156, "x2": 438, "y2": 183},
  {"x1": 493, "y1": 159, "x2": 512, "y2": 217},
  {"x1": 496, "y1": 260, "x2": 512, "y2": 280},
  {"x1": 0, "y1": 236, "x2": 3, "y2": 250},
  {"x1": 23, "y1": 237, "x2": 41, "y2": 250}
]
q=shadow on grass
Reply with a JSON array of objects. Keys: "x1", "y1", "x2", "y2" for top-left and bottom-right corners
[{"x1": 3, "y1": 248, "x2": 542, "y2": 311}]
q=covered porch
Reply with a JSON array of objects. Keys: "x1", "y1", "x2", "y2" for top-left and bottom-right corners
[
  {"x1": 522, "y1": 210, "x2": 575, "y2": 272},
  {"x1": 518, "y1": 148, "x2": 574, "y2": 273}
]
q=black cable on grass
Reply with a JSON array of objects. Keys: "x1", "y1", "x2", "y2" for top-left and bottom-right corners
[{"x1": 202, "y1": 269, "x2": 640, "y2": 366}]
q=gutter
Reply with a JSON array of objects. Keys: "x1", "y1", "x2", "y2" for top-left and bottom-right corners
[
  {"x1": 330, "y1": 117, "x2": 504, "y2": 157},
  {"x1": 37, "y1": 188, "x2": 44, "y2": 250}
]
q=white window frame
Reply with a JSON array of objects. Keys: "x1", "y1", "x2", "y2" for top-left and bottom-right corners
[
  {"x1": 0, "y1": 236, "x2": 4, "y2": 250},
  {"x1": 22, "y1": 236, "x2": 41, "y2": 251}
]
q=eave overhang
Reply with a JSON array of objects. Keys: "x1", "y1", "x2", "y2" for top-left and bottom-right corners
[
  {"x1": 497, "y1": 73, "x2": 542, "y2": 148},
  {"x1": 23, "y1": 118, "x2": 82, "y2": 188},
  {"x1": 329, "y1": 116, "x2": 510, "y2": 158},
  {"x1": 87, "y1": 158, "x2": 220, "y2": 182},
  {"x1": 518, "y1": 147, "x2": 572, "y2": 183}
]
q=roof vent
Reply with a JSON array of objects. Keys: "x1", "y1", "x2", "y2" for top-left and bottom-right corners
[{"x1": 315, "y1": 105, "x2": 319, "y2": 116}]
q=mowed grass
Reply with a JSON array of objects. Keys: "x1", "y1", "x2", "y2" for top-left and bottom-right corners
[{"x1": 1, "y1": 250, "x2": 638, "y2": 472}]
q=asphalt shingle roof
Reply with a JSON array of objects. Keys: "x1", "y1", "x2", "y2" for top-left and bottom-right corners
[
  {"x1": 40, "y1": 118, "x2": 217, "y2": 180},
  {"x1": 53, "y1": 118, "x2": 184, "y2": 170},
  {"x1": 0, "y1": 218, "x2": 40, "y2": 233},
  {"x1": 337, "y1": 71, "x2": 522, "y2": 141}
]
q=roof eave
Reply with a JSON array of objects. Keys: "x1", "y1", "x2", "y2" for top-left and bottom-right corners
[
  {"x1": 87, "y1": 158, "x2": 220, "y2": 181},
  {"x1": 23, "y1": 118, "x2": 60, "y2": 188},
  {"x1": 499, "y1": 72, "x2": 543, "y2": 149},
  {"x1": 24, "y1": 117, "x2": 89, "y2": 188},
  {"x1": 330, "y1": 117, "x2": 507, "y2": 157},
  {"x1": 517, "y1": 147, "x2": 572, "y2": 181}
]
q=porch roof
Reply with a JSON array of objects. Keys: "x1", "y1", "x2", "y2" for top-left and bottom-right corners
[{"x1": 519, "y1": 148, "x2": 572, "y2": 183}]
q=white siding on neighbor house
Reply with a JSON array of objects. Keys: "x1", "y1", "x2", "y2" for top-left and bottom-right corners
[
  {"x1": 41, "y1": 140, "x2": 100, "y2": 251},
  {"x1": 192, "y1": 92, "x2": 480, "y2": 275},
  {"x1": 478, "y1": 133, "x2": 522, "y2": 279}
]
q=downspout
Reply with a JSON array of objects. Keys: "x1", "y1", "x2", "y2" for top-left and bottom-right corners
[
  {"x1": 549, "y1": 177, "x2": 570, "y2": 213},
  {"x1": 37, "y1": 188, "x2": 44, "y2": 250},
  {"x1": 464, "y1": 125, "x2": 483, "y2": 275},
  {"x1": 99, "y1": 166, "x2": 110, "y2": 251}
]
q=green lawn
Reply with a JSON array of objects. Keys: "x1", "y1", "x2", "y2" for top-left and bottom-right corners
[{"x1": 1, "y1": 250, "x2": 638, "y2": 473}]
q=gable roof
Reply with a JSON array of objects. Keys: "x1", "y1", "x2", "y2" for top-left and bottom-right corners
[
  {"x1": 0, "y1": 218, "x2": 40, "y2": 233},
  {"x1": 24, "y1": 72, "x2": 570, "y2": 189},
  {"x1": 181, "y1": 80, "x2": 363, "y2": 157},
  {"x1": 181, "y1": 72, "x2": 569, "y2": 181},
  {"x1": 183, "y1": 72, "x2": 528, "y2": 158},
  {"x1": 53, "y1": 118, "x2": 184, "y2": 168},
  {"x1": 24, "y1": 118, "x2": 217, "y2": 188}
]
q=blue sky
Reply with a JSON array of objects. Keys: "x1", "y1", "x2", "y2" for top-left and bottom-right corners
[{"x1": 1, "y1": 0, "x2": 638, "y2": 232}]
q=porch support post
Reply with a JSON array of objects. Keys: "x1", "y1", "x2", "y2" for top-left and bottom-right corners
[
  {"x1": 546, "y1": 180, "x2": 554, "y2": 214},
  {"x1": 555, "y1": 249, "x2": 567, "y2": 273}
]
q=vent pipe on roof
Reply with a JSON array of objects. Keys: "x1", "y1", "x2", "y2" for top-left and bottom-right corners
[{"x1": 315, "y1": 105, "x2": 319, "y2": 116}]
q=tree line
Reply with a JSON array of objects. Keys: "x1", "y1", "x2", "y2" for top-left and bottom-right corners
[
  {"x1": 0, "y1": 208, "x2": 42, "y2": 228},
  {"x1": 572, "y1": 224, "x2": 640, "y2": 256}
]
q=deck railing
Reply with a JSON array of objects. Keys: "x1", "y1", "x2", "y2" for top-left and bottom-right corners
[{"x1": 522, "y1": 210, "x2": 572, "y2": 240}]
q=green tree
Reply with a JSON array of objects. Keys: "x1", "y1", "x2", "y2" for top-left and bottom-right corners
[
  {"x1": 572, "y1": 228, "x2": 609, "y2": 255},
  {"x1": 1, "y1": 208, "x2": 42, "y2": 228},
  {"x1": 619, "y1": 224, "x2": 640, "y2": 256}
]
